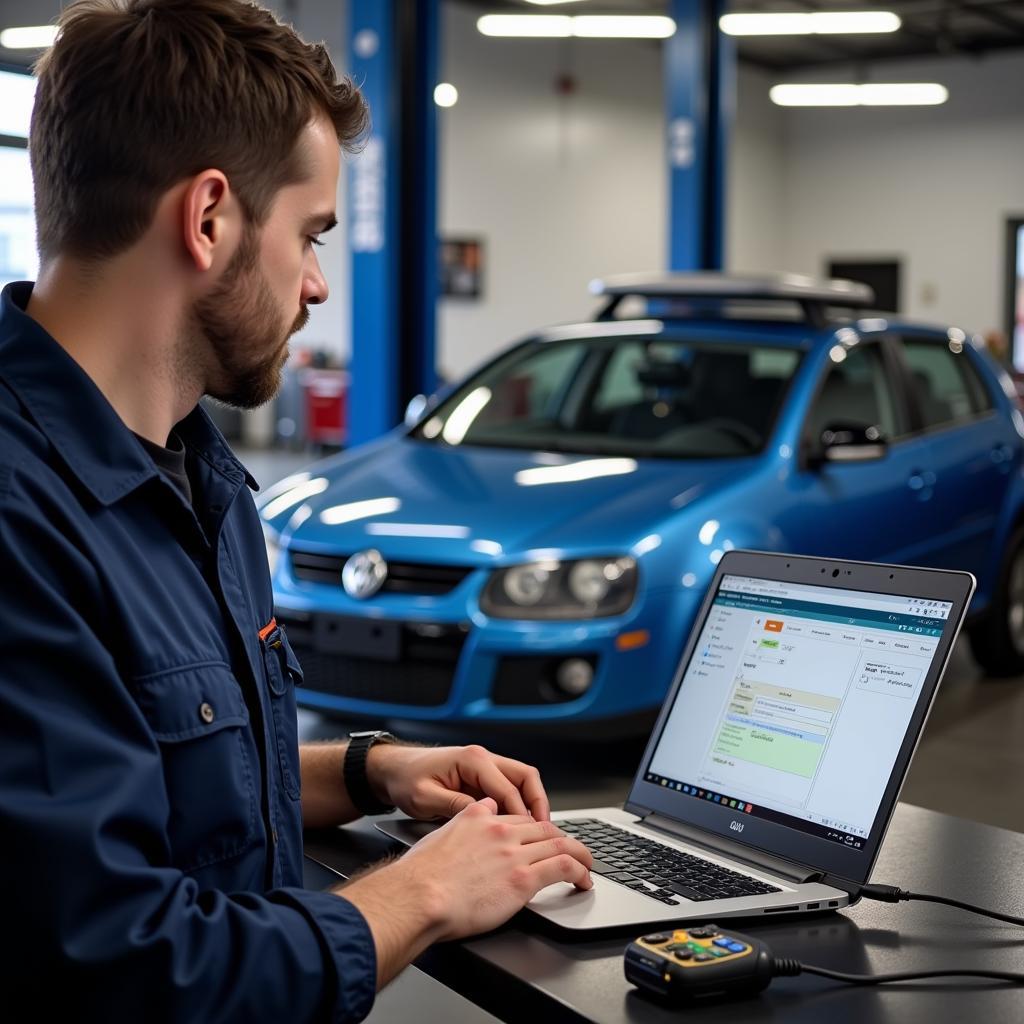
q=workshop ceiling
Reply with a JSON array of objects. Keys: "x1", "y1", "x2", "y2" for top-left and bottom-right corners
[
  {"x1": 463, "y1": 0, "x2": 1024, "y2": 70},
  {"x1": 3, "y1": 0, "x2": 1024, "y2": 72}
]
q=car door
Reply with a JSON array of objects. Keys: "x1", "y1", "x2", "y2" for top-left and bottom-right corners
[
  {"x1": 789, "y1": 338, "x2": 941, "y2": 564},
  {"x1": 893, "y1": 332, "x2": 1018, "y2": 575}
]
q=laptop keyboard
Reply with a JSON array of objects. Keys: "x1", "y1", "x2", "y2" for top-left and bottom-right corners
[{"x1": 559, "y1": 818, "x2": 783, "y2": 905}]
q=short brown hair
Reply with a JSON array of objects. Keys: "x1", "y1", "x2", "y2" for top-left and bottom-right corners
[{"x1": 30, "y1": 0, "x2": 368, "y2": 262}]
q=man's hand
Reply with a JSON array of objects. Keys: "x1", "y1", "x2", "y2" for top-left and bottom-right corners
[
  {"x1": 367, "y1": 742, "x2": 550, "y2": 821},
  {"x1": 339, "y1": 798, "x2": 592, "y2": 986}
]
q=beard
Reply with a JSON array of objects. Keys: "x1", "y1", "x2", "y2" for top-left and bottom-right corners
[{"x1": 191, "y1": 226, "x2": 309, "y2": 410}]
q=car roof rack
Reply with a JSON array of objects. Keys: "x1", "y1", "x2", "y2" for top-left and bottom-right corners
[{"x1": 589, "y1": 272, "x2": 876, "y2": 328}]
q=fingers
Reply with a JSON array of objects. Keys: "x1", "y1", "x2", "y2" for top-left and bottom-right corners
[
  {"x1": 492, "y1": 755, "x2": 550, "y2": 822},
  {"x1": 525, "y1": 851, "x2": 594, "y2": 892},
  {"x1": 446, "y1": 791, "x2": 477, "y2": 818},
  {"x1": 461, "y1": 750, "x2": 530, "y2": 817},
  {"x1": 521, "y1": 834, "x2": 593, "y2": 871}
]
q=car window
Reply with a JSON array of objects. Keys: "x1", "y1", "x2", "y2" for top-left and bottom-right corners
[
  {"x1": 592, "y1": 345, "x2": 645, "y2": 411},
  {"x1": 474, "y1": 342, "x2": 585, "y2": 427},
  {"x1": 899, "y1": 338, "x2": 992, "y2": 428},
  {"x1": 414, "y1": 337, "x2": 802, "y2": 459},
  {"x1": 804, "y1": 342, "x2": 901, "y2": 446}
]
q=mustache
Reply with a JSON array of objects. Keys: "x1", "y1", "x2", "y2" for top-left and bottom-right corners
[{"x1": 290, "y1": 306, "x2": 310, "y2": 336}]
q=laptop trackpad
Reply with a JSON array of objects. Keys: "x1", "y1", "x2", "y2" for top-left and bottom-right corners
[{"x1": 376, "y1": 817, "x2": 443, "y2": 846}]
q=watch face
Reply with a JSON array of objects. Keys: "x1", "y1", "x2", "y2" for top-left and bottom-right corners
[{"x1": 349, "y1": 730, "x2": 394, "y2": 741}]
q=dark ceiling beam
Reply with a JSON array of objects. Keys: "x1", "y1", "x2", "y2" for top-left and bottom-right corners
[
  {"x1": 761, "y1": 30, "x2": 1024, "y2": 70},
  {"x1": 943, "y1": 0, "x2": 1024, "y2": 31}
]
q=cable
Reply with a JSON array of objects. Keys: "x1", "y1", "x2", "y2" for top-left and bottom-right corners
[
  {"x1": 771, "y1": 957, "x2": 1024, "y2": 986},
  {"x1": 860, "y1": 883, "x2": 1024, "y2": 927}
]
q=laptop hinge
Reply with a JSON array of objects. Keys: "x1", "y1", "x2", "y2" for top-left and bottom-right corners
[{"x1": 638, "y1": 812, "x2": 822, "y2": 885}]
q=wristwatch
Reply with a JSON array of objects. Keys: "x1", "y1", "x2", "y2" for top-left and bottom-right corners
[{"x1": 344, "y1": 730, "x2": 398, "y2": 816}]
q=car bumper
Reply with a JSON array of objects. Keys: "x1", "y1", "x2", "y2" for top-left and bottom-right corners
[{"x1": 273, "y1": 572, "x2": 696, "y2": 724}]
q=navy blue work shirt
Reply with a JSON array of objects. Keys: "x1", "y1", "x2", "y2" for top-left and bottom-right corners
[{"x1": 0, "y1": 283, "x2": 376, "y2": 1021}]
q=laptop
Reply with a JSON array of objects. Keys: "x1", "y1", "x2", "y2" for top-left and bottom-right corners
[{"x1": 378, "y1": 550, "x2": 974, "y2": 931}]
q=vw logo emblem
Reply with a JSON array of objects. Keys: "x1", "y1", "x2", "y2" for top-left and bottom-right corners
[{"x1": 342, "y1": 549, "x2": 388, "y2": 600}]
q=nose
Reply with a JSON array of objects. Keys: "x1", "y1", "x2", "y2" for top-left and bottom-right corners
[{"x1": 302, "y1": 254, "x2": 329, "y2": 306}]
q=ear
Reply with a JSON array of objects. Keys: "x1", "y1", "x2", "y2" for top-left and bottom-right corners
[{"x1": 181, "y1": 170, "x2": 238, "y2": 273}]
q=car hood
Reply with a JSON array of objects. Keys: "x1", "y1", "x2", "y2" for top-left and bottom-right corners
[{"x1": 272, "y1": 440, "x2": 755, "y2": 563}]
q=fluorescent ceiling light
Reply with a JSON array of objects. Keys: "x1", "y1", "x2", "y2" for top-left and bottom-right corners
[
  {"x1": 524, "y1": 0, "x2": 589, "y2": 5},
  {"x1": 478, "y1": 15, "x2": 572, "y2": 37},
  {"x1": 859, "y1": 82, "x2": 949, "y2": 105},
  {"x1": 770, "y1": 82, "x2": 948, "y2": 107},
  {"x1": 720, "y1": 12, "x2": 900, "y2": 36},
  {"x1": 0, "y1": 25, "x2": 58, "y2": 48},
  {"x1": 572, "y1": 16, "x2": 677, "y2": 38},
  {"x1": 477, "y1": 15, "x2": 676, "y2": 39}
]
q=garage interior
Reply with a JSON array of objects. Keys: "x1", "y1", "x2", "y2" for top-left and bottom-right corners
[{"x1": 4, "y1": 0, "x2": 1024, "y2": 1017}]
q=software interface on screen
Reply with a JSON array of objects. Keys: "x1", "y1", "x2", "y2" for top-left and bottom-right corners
[{"x1": 647, "y1": 575, "x2": 952, "y2": 850}]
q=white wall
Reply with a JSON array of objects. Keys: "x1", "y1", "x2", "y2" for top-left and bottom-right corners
[
  {"x1": 777, "y1": 51, "x2": 1024, "y2": 333},
  {"x1": 437, "y1": 3, "x2": 667, "y2": 378},
  {"x1": 271, "y1": 2, "x2": 1024, "y2": 374},
  {"x1": 727, "y1": 66, "x2": 787, "y2": 276},
  {"x1": 268, "y1": 0, "x2": 351, "y2": 363}
]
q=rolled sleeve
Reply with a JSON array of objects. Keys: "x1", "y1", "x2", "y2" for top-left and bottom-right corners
[{"x1": 279, "y1": 889, "x2": 378, "y2": 1024}]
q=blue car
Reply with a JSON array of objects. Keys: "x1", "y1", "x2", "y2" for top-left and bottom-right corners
[{"x1": 260, "y1": 274, "x2": 1024, "y2": 732}]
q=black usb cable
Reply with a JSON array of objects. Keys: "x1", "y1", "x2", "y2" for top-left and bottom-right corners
[{"x1": 860, "y1": 882, "x2": 1024, "y2": 927}]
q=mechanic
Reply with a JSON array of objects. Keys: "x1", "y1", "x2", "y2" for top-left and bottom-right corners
[{"x1": 0, "y1": 1, "x2": 593, "y2": 1020}]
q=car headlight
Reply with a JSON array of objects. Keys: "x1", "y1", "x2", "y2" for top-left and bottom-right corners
[
  {"x1": 481, "y1": 557, "x2": 637, "y2": 620},
  {"x1": 263, "y1": 523, "x2": 281, "y2": 577}
]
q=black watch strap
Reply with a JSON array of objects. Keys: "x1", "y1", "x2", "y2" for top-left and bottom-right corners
[{"x1": 344, "y1": 731, "x2": 398, "y2": 816}]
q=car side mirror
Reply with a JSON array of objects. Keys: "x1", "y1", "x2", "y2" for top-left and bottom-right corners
[
  {"x1": 404, "y1": 394, "x2": 429, "y2": 427},
  {"x1": 816, "y1": 423, "x2": 888, "y2": 465}
]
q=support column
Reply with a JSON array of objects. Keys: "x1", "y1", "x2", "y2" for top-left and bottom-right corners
[
  {"x1": 347, "y1": 0, "x2": 439, "y2": 447},
  {"x1": 665, "y1": 0, "x2": 734, "y2": 271}
]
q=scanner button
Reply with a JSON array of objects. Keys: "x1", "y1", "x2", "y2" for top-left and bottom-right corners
[
  {"x1": 642, "y1": 933, "x2": 671, "y2": 944},
  {"x1": 727, "y1": 942, "x2": 746, "y2": 953},
  {"x1": 673, "y1": 950, "x2": 694, "y2": 961},
  {"x1": 694, "y1": 954, "x2": 713, "y2": 962}
]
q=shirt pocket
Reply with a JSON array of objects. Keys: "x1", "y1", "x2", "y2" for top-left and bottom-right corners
[
  {"x1": 132, "y1": 661, "x2": 259, "y2": 873},
  {"x1": 260, "y1": 623, "x2": 304, "y2": 801}
]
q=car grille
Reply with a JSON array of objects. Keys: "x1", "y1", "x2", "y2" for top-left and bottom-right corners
[
  {"x1": 279, "y1": 612, "x2": 467, "y2": 707},
  {"x1": 288, "y1": 650, "x2": 457, "y2": 706},
  {"x1": 290, "y1": 549, "x2": 473, "y2": 596}
]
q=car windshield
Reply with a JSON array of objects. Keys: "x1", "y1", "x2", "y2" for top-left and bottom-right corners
[{"x1": 412, "y1": 335, "x2": 802, "y2": 458}]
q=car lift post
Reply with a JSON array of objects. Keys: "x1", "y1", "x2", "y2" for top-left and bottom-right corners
[
  {"x1": 665, "y1": 0, "x2": 735, "y2": 271},
  {"x1": 347, "y1": 0, "x2": 440, "y2": 447}
]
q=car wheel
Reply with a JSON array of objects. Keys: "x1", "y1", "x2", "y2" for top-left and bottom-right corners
[{"x1": 968, "y1": 527, "x2": 1024, "y2": 677}]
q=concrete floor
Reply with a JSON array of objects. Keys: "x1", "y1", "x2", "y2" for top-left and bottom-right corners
[{"x1": 243, "y1": 446, "x2": 1024, "y2": 836}]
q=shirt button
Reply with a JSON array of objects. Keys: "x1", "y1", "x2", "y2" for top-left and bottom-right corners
[{"x1": 199, "y1": 702, "x2": 215, "y2": 724}]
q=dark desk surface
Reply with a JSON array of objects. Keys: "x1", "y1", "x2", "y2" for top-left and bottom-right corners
[{"x1": 305, "y1": 803, "x2": 1024, "y2": 1023}]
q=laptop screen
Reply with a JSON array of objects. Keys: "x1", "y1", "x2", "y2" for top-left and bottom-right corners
[{"x1": 645, "y1": 573, "x2": 952, "y2": 852}]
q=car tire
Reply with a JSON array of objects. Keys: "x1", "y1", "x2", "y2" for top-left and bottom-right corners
[{"x1": 968, "y1": 526, "x2": 1024, "y2": 678}]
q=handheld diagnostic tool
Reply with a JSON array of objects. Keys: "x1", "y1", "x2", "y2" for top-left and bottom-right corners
[{"x1": 624, "y1": 925, "x2": 773, "y2": 1002}]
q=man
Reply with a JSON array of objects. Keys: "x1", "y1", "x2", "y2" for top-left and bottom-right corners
[{"x1": 0, "y1": 1, "x2": 593, "y2": 1020}]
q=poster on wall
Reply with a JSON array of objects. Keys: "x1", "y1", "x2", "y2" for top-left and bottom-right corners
[{"x1": 441, "y1": 238, "x2": 484, "y2": 300}]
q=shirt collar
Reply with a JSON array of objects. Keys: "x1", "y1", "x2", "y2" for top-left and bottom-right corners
[{"x1": 0, "y1": 281, "x2": 258, "y2": 506}]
